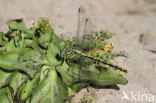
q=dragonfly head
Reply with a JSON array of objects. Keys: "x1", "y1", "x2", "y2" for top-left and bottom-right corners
[{"x1": 57, "y1": 48, "x2": 65, "y2": 59}]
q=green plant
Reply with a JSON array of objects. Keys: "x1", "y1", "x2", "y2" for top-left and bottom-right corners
[
  {"x1": 80, "y1": 96, "x2": 95, "y2": 103},
  {"x1": 0, "y1": 18, "x2": 128, "y2": 103}
]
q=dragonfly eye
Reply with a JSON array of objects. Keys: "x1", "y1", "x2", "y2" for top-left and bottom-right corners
[
  {"x1": 56, "y1": 49, "x2": 65, "y2": 60},
  {"x1": 59, "y1": 50, "x2": 64, "y2": 58},
  {"x1": 60, "y1": 51, "x2": 64, "y2": 58}
]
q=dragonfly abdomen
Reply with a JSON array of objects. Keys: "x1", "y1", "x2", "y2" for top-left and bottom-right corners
[{"x1": 72, "y1": 49, "x2": 128, "y2": 73}]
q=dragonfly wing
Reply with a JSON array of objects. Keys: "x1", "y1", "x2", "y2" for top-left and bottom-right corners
[
  {"x1": 76, "y1": 6, "x2": 87, "y2": 38},
  {"x1": 84, "y1": 18, "x2": 93, "y2": 35}
]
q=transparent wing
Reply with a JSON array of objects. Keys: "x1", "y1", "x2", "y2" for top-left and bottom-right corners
[
  {"x1": 84, "y1": 18, "x2": 92, "y2": 35},
  {"x1": 76, "y1": 6, "x2": 86, "y2": 38},
  {"x1": 76, "y1": 6, "x2": 92, "y2": 38}
]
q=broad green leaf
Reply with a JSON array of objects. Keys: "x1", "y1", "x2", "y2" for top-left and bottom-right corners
[
  {"x1": 38, "y1": 29, "x2": 53, "y2": 49},
  {"x1": 22, "y1": 39, "x2": 33, "y2": 47},
  {"x1": 6, "y1": 39, "x2": 15, "y2": 52},
  {"x1": 0, "y1": 87, "x2": 13, "y2": 103},
  {"x1": 16, "y1": 82, "x2": 25, "y2": 102},
  {"x1": 21, "y1": 32, "x2": 34, "y2": 39},
  {"x1": 30, "y1": 68, "x2": 68, "y2": 103},
  {"x1": 37, "y1": 18, "x2": 53, "y2": 49},
  {"x1": 20, "y1": 80, "x2": 32, "y2": 101},
  {"x1": 56, "y1": 62, "x2": 75, "y2": 86},
  {"x1": 93, "y1": 68, "x2": 128, "y2": 86},
  {"x1": 70, "y1": 65, "x2": 100, "y2": 82},
  {"x1": 67, "y1": 87, "x2": 73, "y2": 97},
  {"x1": 18, "y1": 72, "x2": 40, "y2": 102},
  {"x1": 38, "y1": 65, "x2": 51, "y2": 81},
  {"x1": 0, "y1": 48, "x2": 43, "y2": 78},
  {"x1": 52, "y1": 33, "x2": 64, "y2": 48},
  {"x1": 9, "y1": 19, "x2": 34, "y2": 38},
  {"x1": 25, "y1": 97, "x2": 31, "y2": 103},
  {"x1": 31, "y1": 40, "x2": 44, "y2": 52},
  {"x1": 19, "y1": 65, "x2": 50, "y2": 102},
  {"x1": 57, "y1": 62, "x2": 127, "y2": 88},
  {"x1": 46, "y1": 43, "x2": 61, "y2": 66},
  {"x1": 0, "y1": 70, "x2": 13, "y2": 88},
  {"x1": 9, "y1": 19, "x2": 26, "y2": 31},
  {"x1": 70, "y1": 64, "x2": 127, "y2": 86},
  {"x1": 72, "y1": 65, "x2": 127, "y2": 86},
  {"x1": 70, "y1": 82, "x2": 90, "y2": 92},
  {"x1": 57, "y1": 63, "x2": 100, "y2": 86},
  {"x1": 37, "y1": 18, "x2": 64, "y2": 48},
  {"x1": 9, "y1": 72, "x2": 28, "y2": 95},
  {"x1": 0, "y1": 32, "x2": 8, "y2": 46}
]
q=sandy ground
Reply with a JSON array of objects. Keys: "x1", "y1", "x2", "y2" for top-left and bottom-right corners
[{"x1": 0, "y1": 0, "x2": 156, "y2": 103}]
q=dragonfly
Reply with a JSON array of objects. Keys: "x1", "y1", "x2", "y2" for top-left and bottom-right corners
[{"x1": 58, "y1": 6, "x2": 128, "y2": 74}]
